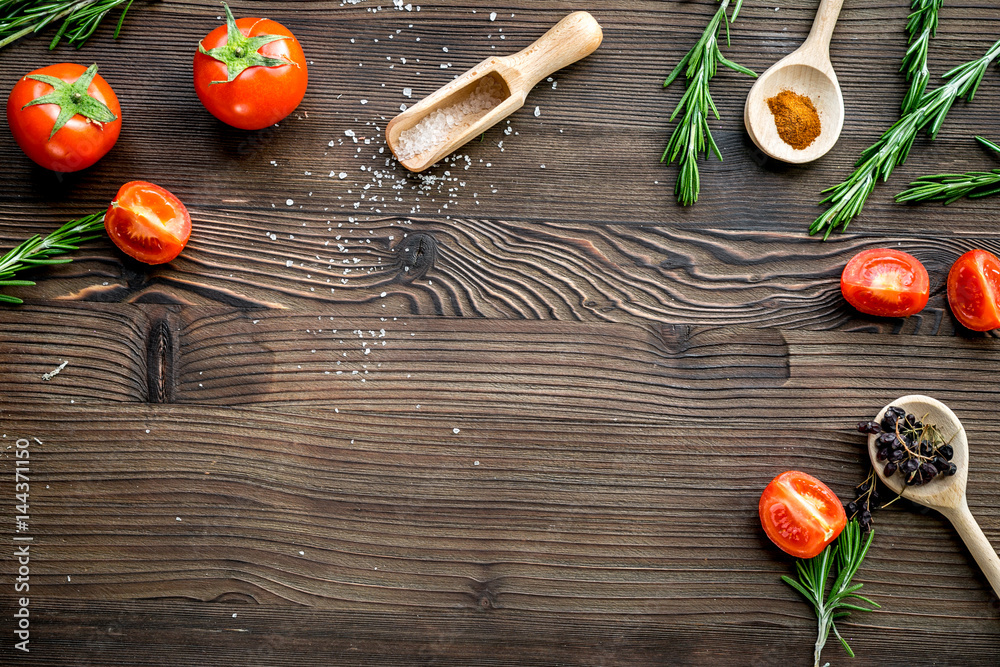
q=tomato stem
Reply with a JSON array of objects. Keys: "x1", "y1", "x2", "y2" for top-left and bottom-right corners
[
  {"x1": 197, "y1": 2, "x2": 292, "y2": 84},
  {"x1": 21, "y1": 63, "x2": 118, "y2": 140}
]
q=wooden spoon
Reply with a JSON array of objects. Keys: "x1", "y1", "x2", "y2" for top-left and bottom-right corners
[
  {"x1": 385, "y1": 11, "x2": 603, "y2": 173},
  {"x1": 744, "y1": 0, "x2": 845, "y2": 163},
  {"x1": 868, "y1": 394, "x2": 1000, "y2": 594}
]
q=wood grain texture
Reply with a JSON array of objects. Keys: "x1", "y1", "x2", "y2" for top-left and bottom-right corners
[
  {"x1": 4, "y1": 304, "x2": 1000, "y2": 419},
  {"x1": 2, "y1": 0, "x2": 1000, "y2": 664},
  {"x1": 2, "y1": 407, "x2": 999, "y2": 630},
  {"x1": 11, "y1": 600, "x2": 1000, "y2": 666},
  {"x1": 4, "y1": 215, "x2": 1000, "y2": 334}
]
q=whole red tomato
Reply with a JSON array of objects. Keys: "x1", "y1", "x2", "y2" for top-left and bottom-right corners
[
  {"x1": 193, "y1": 3, "x2": 307, "y2": 130},
  {"x1": 840, "y1": 248, "x2": 929, "y2": 318},
  {"x1": 947, "y1": 249, "x2": 1000, "y2": 332},
  {"x1": 759, "y1": 470, "x2": 846, "y2": 559},
  {"x1": 6, "y1": 63, "x2": 121, "y2": 172}
]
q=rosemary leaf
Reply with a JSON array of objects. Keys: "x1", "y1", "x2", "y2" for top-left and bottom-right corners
[
  {"x1": 661, "y1": 0, "x2": 756, "y2": 206},
  {"x1": 0, "y1": 0, "x2": 137, "y2": 50},
  {"x1": 901, "y1": 0, "x2": 944, "y2": 113},
  {"x1": 0, "y1": 212, "x2": 106, "y2": 305},
  {"x1": 782, "y1": 520, "x2": 879, "y2": 667},
  {"x1": 896, "y1": 136, "x2": 1000, "y2": 205},
  {"x1": 811, "y1": 38, "x2": 1000, "y2": 239}
]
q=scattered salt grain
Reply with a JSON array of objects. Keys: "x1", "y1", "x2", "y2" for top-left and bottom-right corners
[
  {"x1": 41, "y1": 360, "x2": 68, "y2": 381},
  {"x1": 489, "y1": 11, "x2": 497, "y2": 21},
  {"x1": 534, "y1": 106, "x2": 541, "y2": 117}
]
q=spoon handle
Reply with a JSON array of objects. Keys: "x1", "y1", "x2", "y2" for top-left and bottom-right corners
[
  {"x1": 802, "y1": 0, "x2": 845, "y2": 58},
  {"x1": 943, "y1": 500, "x2": 1000, "y2": 596},
  {"x1": 504, "y1": 11, "x2": 603, "y2": 94}
]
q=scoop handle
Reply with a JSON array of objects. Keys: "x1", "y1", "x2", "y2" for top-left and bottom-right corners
[
  {"x1": 505, "y1": 11, "x2": 603, "y2": 93},
  {"x1": 943, "y1": 500, "x2": 1000, "y2": 596}
]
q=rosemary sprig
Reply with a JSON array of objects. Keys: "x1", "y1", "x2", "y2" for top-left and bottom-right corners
[
  {"x1": 896, "y1": 136, "x2": 1000, "y2": 205},
  {"x1": 811, "y1": 38, "x2": 1000, "y2": 239},
  {"x1": 661, "y1": 0, "x2": 756, "y2": 206},
  {"x1": 901, "y1": 0, "x2": 944, "y2": 114},
  {"x1": 0, "y1": 0, "x2": 136, "y2": 51},
  {"x1": 782, "y1": 519, "x2": 879, "y2": 667},
  {"x1": 0, "y1": 212, "x2": 105, "y2": 305}
]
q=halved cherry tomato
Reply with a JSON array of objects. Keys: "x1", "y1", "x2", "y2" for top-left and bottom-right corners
[
  {"x1": 6, "y1": 63, "x2": 121, "y2": 172},
  {"x1": 947, "y1": 249, "x2": 1000, "y2": 332},
  {"x1": 841, "y1": 248, "x2": 929, "y2": 318},
  {"x1": 105, "y1": 182, "x2": 191, "y2": 265},
  {"x1": 759, "y1": 470, "x2": 846, "y2": 559},
  {"x1": 193, "y1": 4, "x2": 307, "y2": 130}
]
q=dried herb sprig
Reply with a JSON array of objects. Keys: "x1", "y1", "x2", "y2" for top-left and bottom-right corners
[
  {"x1": 661, "y1": 0, "x2": 756, "y2": 206},
  {"x1": 782, "y1": 519, "x2": 879, "y2": 667},
  {"x1": 0, "y1": 212, "x2": 105, "y2": 305},
  {"x1": 901, "y1": 0, "x2": 945, "y2": 113},
  {"x1": 810, "y1": 38, "x2": 1000, "y2": 239},
  {"x1": 0, "y1": 0, "x2": 135, "y2": 51},
  {"x1": 845, "y1": 469, "x2": 879, "y2": 531},
  {"x1": 896, "y1": 136, "x2": 1000, "y2": 205}
]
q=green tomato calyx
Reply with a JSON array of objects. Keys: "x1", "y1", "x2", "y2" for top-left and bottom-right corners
[
  {"x1": 198, "y1": 2, "x2": 293, "y2": 84},
  {"x1": 22, "y1": 64, "x2": 118, "y2": 140}
]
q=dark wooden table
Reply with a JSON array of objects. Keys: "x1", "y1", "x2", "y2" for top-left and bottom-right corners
[{"x1": 2, "y1": 1, "x2": 1000, "y2": 664}]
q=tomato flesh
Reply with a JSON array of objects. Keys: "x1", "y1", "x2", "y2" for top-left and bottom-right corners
[
  {"x1": 759, "y1": 470, "x2": 846, "y2": 559},
  {"x1": 947, "y1": 249, "x2": 1000, "y2": 332},
  {"x1": 193, "y1": 17, "x2": 307, "y2": 130},
  {"x1": 105, "y1": 182, "x2": 191, "y2": 265},
  {"x1": 841, "y1": 248, "x2": 929, "y2": 318},
  {"x1": 6, "y1": 63, "x2": 121, "y2": 172}
]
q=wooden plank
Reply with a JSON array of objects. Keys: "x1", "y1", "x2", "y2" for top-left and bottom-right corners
[
  {"x1": 0, "y1": 3, "x2": 998, "y2": 254},
  {"x1": 2, "y1": 405, "x2": 998, "y2": 663},
  {"x1": 2, "y1": 220, "x2": 999, "y2": 330},
  {"x1": 13, "y1": 600, "x2": 1000, "y2": 666},
  {"x1": 3, "y1": 304, "x2": 1000, "y2": 421}
]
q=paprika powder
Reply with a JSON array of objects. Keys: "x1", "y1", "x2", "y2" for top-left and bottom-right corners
[{"x1": 766, "y1": 89, "x2": 821, "y2": 150}]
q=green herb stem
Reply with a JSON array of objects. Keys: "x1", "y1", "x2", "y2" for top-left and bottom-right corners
[
  {"x1": 661, "y1": 0, "x2": 756, "y2": 206},
  {"x1": 781, "y1": 519, "x2": 879, "y2": 667},
  {"x1": 811, "y1": 38, "x2": 1000, "y2": 239},
  {"x1": 0, "y1": 0, "x2": 136, "y2": 50},
  {"x1": 901, "y1": 0, "x2": 944, "y2": 114},
  {"x1": 896, "y1": 136, "x2": 1000, "y2": 204},
  {"x1": 0, "y1": 212, "x2": 106, "y2": 305}
]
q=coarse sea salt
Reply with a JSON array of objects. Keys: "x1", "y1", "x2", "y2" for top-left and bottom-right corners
[{"x1": 395, "y1": 76, "x2": 504, "y2": 162}]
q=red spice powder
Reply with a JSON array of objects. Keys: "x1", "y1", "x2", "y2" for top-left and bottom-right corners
[{"x1": 766, "y1": 89, "x2": 821, "y2": 150}]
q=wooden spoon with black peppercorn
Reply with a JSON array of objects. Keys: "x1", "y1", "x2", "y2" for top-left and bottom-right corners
[{"x1": 868, "y1": 394, "x2": 1000, "y2": 595}]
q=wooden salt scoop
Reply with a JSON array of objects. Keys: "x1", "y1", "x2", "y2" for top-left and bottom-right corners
[
  {"x1": 386, "y1": 11, "x2": 603, "y2": 172},
  {"x1": 868, "y1": 395, "x2": 1000, "y2": 595},
  {"x1": 744, "y1": 0, "x2": 845, "y2": 163}
]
